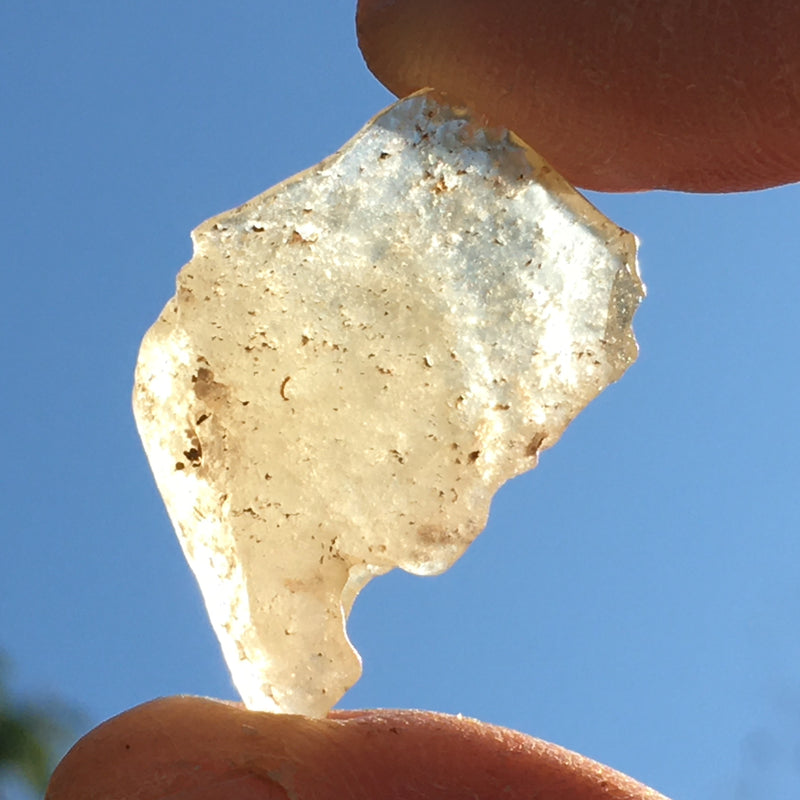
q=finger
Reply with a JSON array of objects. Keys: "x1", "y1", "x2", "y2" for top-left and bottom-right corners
[
  {"x1": 46, "y1": 696, "x2": 668, "y2": 800},
  {"x1": 357, "y1": 0, "x2": 800, "y2": 192}
]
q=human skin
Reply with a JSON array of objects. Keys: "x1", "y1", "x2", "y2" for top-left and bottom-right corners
[
  {"x1": 46, "y1": 697, "x2": 668, "y2": 799},
  {"x1": 47, "y1": 2, "x2": 800, "y2": 797},
  {"x1": 357, "y1": 0, "x2": 800, "y2": 192}
]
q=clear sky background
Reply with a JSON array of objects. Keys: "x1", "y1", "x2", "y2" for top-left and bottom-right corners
[{"x1": 2, "y1": 3, "x2": 800, "y2": 799}]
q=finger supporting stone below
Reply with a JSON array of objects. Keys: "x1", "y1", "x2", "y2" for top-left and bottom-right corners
[{"x1": 47, "y1": 698, "x2": 671, "y2": 800}]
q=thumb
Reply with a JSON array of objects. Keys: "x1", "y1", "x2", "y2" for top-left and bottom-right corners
[{"x1": 47, "y1": 697, "x2": 669, "y2": 800}]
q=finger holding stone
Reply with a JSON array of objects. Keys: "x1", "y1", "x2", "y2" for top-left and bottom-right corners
[
  {"x1": 357, "y1": 0, "x2": 800, "y2": 192},
  {"x1": 46, "y1": 697, "x2": 669, "y2": 800}
]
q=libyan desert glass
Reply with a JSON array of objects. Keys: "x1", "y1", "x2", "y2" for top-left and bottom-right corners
[{"x1": 133, "y1": 91, "x2": 644, "y2": 717}]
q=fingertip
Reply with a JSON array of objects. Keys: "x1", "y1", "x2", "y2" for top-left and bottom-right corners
[
  {"x1": 45, "y1": 697, "x2": 289, "y2": 800},
  {"x1": 357, "y1": 0, "x2": 800, "y2": 192},
  {"x1": 47, "y1": 698, "x2": 668, "y2": 800}
]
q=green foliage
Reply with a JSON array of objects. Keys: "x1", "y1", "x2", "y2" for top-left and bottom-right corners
[{"x1": 0, "y1": 658, "x2": 80, "y2": 798}]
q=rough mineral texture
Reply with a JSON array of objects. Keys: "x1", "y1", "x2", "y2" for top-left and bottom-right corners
[{"x1": 133, "y1": 91, "x2": 644, "y2": 717}]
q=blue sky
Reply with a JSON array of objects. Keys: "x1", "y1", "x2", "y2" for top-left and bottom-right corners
[{"x1": 2, "y1": 3, "x2": 800, "y2": 799}]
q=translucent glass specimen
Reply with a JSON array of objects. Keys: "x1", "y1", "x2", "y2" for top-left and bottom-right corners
[{"x1": 133, "y1": 91, "x2": 644, "y2": 717}]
